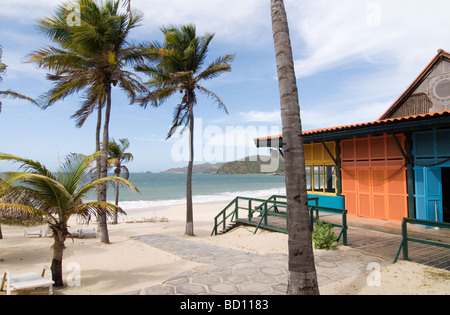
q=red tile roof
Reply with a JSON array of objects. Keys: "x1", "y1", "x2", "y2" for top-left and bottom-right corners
[{"x1": 255, "y1": 110, "x2": 450, "y2": 141}]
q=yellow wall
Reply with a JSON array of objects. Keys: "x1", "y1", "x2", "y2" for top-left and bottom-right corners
[{"x1": 304, "y1": 141, "x2": 336, "y2": 165}]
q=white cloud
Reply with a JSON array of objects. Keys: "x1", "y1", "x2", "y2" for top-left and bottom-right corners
[
  {"x1": 286, "y1": 0, "x2": 450, "y2": 79},
  {"x1": 1, "y1": 0, "x2": 271, "y2": 45},
  {"x1": 128, "y1": 0, "x2": 271, "y2": 45},
  {"x1": 238, "y1": 110, "x2": 281, "y2": 123},
  {"x1": 0, "y1": 0, "x2": 62, "y2": 22},
  {"x1": 300, "y1": 101, "x2": 390, "y2": 131}
]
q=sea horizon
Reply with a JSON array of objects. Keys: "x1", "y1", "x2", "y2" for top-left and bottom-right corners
[{"x1": 89, "y1": 172, "x2": 287, "y2": 211}]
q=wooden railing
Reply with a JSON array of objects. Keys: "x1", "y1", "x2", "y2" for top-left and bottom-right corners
[
  {"x1": 393, "y1": 218, "x2": 450, "y2": 263},
  {"x1": 212, "y1": 195, "x2": 348, "y2": 246}
]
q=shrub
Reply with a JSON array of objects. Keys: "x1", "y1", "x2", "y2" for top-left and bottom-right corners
[{"x1": 312, "y1": 221, "x2": 338, "y2": 250}]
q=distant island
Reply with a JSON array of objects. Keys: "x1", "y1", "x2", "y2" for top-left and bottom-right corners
[
  {"x1": 164, "y1": 162, "x2": 225, "y2": 174},
  {"x1": 163, "y1": 155, "x2": 284, "y2": 175}
]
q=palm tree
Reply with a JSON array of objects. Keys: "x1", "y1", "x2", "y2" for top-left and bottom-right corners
[
  {"x1": 108, "y1": 138, "x2": 133, "y2": 224},
  {"x1": 137, "y1": 24, "x2": 234, "y2": 236},
  {"x1": 0, "y1": 46, "x2": 38, "y2": 110},
  {"x1": 28, "y1": 0, "x2": 148, "y2": 243},
  {"x1": 0, "y1": 152, "x2": 138, "y2": 286},
  {"x1": 270, "y1": 0, "x2": 319, "y2": 295}
]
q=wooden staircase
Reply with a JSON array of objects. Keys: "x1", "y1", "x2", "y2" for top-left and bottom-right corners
[{"x1": 216, "y1": 221, "x2": 241, "y2": 235}]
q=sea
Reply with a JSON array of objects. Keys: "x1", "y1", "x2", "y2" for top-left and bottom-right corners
[{"x1": 95, "y1": 173, "x2": 286, "y2": 211}]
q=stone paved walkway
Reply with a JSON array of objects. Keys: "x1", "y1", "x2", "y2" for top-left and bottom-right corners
[{"x1": 126, "y1": 234, "x2": 386, "y2": 295}]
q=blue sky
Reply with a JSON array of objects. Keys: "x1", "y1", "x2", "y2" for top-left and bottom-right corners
[{"x1": 0, "y1": 0, "x2": 449, "y2": 172}]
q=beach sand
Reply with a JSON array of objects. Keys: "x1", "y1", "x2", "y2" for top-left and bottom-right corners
[{"x1": 0, "y1": 200, "x2": 449, "y2": 295}]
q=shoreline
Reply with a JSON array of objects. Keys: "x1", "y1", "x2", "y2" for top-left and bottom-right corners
[
  {"x1": 110, "y1": 186, "x2": 286, "y2": 213},
  {"x1": 1, "y1": 200, "x2": 449, "y2": 295}
]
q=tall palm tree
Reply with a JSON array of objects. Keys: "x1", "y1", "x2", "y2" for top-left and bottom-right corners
[
  {"x1": 137, "y1": 24, "x2": 234, "y2": 236},
  {"x1": 0, "y1": 46, "x2": 38, "y2": 110},
  {"x1": 270, "y1": 0, "x2": 319, "y2": 295},
  {"x1": 108, "y1": 138, "x2": 133, "y2": 224},
  {"x1": 28, "y1": 0, "x2": 148, "y2": 243},
  {"x1": 0, "y1": 152, "x2": 138, "y2": 286}
]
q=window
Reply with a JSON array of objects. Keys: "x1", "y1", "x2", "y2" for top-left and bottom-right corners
[
  {"x1": 305, "y1": 164, "x2": 336, "y2": 194},
  {"x1": 325, "y1": 165, "x2": 336, "y2": 193},
  {"x1": 306, "y1": 165, "x2": 312, "y2": 191},
  {"x1": 314, "y1": 166, "x2": 323, "y2": 191}
]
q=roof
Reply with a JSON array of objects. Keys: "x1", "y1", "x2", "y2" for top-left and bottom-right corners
[
  {"x1": 255, "y1": 49, "x2": 450, "y2": 147},
  {"x1": 378, "y1": 49, "x2": 450, "y2": 120},
  {"x1": 255, "y1": 110, "x2": 450, "y2": 146}
]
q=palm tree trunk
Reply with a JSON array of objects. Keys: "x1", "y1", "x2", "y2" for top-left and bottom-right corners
[
  {"x1": 0, "y1": 223, "x2": 3, "y2": 239},
  {"x1": 270, "y1": 0, "x2": 319, "y2": 295},
  {"x1": 114, "y1": 169, "x2": 120, "y2": 224},
  {"x1": 97, "y1": 84, "x2": 112, "y2": 244},
  {"x1": 51, "y1": 227, "x2": 66, "y2": 287},
  {"x1": 185, "y1": 103, "x2": 195, "y2": 236}
]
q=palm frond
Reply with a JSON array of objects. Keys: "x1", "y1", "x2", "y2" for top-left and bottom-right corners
[
  {"x1": 0, "y1": 153, "x2": 56, "y2": 179},
  {"x1": 59, "y1": 152, "x2": 99, "y2": 195},
  {"x1": 0, "y1": 90, "x2": 39, "y2": 109},
  {"x1": 73, "y1": 175, "x2": 139, "y2": 202},
  {"x1": 167, "y1": 102, "x2": 190, "y2": 139},
  {"x1": 71, "y1": 201, "x2": 126, "y2": 221},
  {"x1": 0, "y1": 203, "x2": 49, "y2": 220},
  {"x1": 196, "y1": 86, "x2": 229, "y2": 115},
  {"x1": 197, "y1": 54, "x2": 234, "y2": 82},
  {"x1": 1, "y1": 172, "x2": 71, "y2": 211}
]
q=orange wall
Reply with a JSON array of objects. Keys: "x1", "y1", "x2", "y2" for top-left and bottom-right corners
[{"x1": 340, "y1": 134, "x2": 408, "y2": 221}]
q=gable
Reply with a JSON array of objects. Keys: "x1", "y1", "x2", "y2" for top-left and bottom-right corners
[{"x1": 379, "y1": 50, "x2": 450, "y2": 120}]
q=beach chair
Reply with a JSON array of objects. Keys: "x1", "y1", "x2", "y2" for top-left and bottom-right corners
[
  {"x1": 124, "y1": 217, "x2": 136, "y2": 223},
  {"x1": 24, "y1": 227, "x2": 42, "y2": 238},
  {"x1": 159, "y1": 217, "x2": 169, "y2": 222},
  {"x1": 1, "y1": 266, "x2": 54, "y2": 295},
  {"x1": 43, "y1": 225, "x2": 53, "y2": 237},
  {"x1": 79, "y1": 228, "x2": 97, "y2": 239},
  {"x1": 69, "y1": 228, "x2": 97, "y2": 239}
]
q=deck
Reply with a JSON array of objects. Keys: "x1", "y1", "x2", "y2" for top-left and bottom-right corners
[{"x1": 212, "y1": 195, "x2": 450, "y2": 270}]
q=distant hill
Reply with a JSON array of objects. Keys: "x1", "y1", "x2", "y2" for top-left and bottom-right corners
[
  {"x1": 164, "y1": 162, "x2": 225, "y2": 174},
  {"x1": 217, "y1": 155, "x2": 284, "y2": 175},
  {"x1": 163, "y1": 155, "x2": 284, "y2": 175}
]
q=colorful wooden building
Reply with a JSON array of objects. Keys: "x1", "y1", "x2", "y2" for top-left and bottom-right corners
[{"x1": 256, "y1": 49, "x2": 450, "y2": 224}]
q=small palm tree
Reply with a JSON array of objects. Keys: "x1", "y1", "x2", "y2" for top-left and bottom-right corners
[
  {"x1": 0, "y1": 46, "x2": 38, "y2": 110},
  {"x1": 108, "y1": 138, "x2": 133, "y2": 224},
  {"x1": 137, "y1": 24, "x2": 234, "y2": 236},
  {"x1": 0, "y1": 152, "x2": 139, "y2": 287}
]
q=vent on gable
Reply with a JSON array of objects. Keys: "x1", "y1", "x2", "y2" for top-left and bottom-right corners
[{"x1": 428, "y1": 73, "x2": 450, "y2": 111}]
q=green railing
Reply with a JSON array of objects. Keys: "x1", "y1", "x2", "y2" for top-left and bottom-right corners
[
  {"x1": 393, "y1": 218, "x2": 450, "y2": 263},
  {"x1": 211, "y1": 195, "x2": 348, "y2": 246},
  {"x1": 211, "y1": 196, "x2": 290, "y2": 235},
  {"x1": 309, "y1": 205, "x2": 348, "y2": 246}
]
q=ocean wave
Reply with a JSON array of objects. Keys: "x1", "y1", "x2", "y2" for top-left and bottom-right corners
[{"x1": 114, "y1": 187, "x2": 286, "y2": 210}]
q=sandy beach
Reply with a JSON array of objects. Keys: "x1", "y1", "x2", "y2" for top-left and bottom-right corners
[{"x1": 0, "y1": 200, "x2": 449, "y2": 295}]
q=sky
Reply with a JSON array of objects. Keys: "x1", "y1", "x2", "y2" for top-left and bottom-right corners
[{"x1": 0, "y1": 0, "x2": 449, "y2": 173}]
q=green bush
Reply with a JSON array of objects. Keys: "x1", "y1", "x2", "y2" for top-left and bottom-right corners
[{"x1": 312, "y1": 221, "x2": 338, "y2": 250}]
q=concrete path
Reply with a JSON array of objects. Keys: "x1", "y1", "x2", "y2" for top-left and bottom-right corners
[{"x1": 126, "y1": 233, "x2": 386, "y2": 295}]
